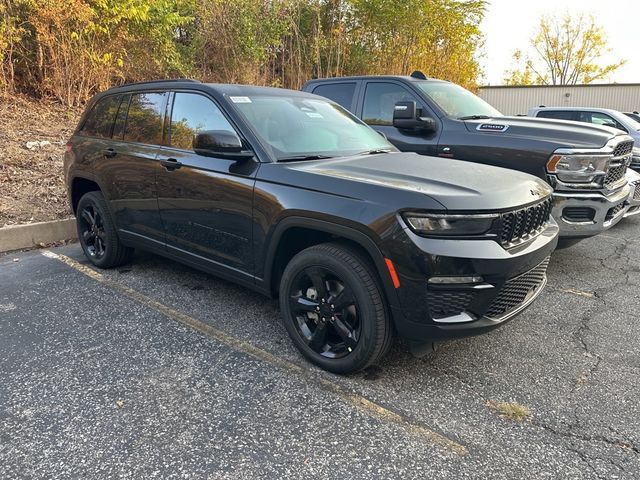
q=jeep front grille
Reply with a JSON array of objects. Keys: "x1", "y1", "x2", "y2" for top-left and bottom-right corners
[
  {"x1": 485, "y1": 257, "x2": 550, "y2": 320},
  {"x1": 500, "y1": 197, "x2": 553, "y2": 248}
]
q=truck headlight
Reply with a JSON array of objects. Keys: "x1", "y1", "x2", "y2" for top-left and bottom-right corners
[
  {"x1": 547, "y1": 154, "x2": 610, "y2": 183},
  {"x1": 402, "y1": 213, "x2": 498, "y2": 236}
]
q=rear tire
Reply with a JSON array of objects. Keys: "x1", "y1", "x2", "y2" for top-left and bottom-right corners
[
  {"x1": 279, "y1": 242, "x2": 392, "y2": 374},
  {"x1": 76, "y1": 191, "x2": 133, "y2": 268}
]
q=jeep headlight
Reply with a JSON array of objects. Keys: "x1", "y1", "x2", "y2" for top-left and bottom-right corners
[
  {"x1": 402, "y1": 213, "x2": 498, "y2": 237},
  {"x1": 547, "y1": 154, "x2": 610, "y2": 183}
]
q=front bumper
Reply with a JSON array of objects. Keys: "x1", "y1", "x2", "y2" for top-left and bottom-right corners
[
  {"x1": 386, "y1": 218, "x2": 559, "y2": 342},
  {"x1": 624, "y1": 169, "x2": 640, "y2": 218},
  {"x1": 552, "y1": 183, "x2": 631, "y2": 238}
]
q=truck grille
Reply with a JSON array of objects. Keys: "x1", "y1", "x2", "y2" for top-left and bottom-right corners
[
  {"x1": 631, "y1": 157, "x2": 640, "y2": 171},
  {"x1": 613, "y1": 141, "x2": 633, "y2": 158},
  {"x1": 427, "y1": 291, "x2": 474, "y2": 319},
  {"x1": 500, "y1": 198, "x2": 553, "y2": 248},
  {"x1": 634, "y1": 182, "x2": 640, "y2": 200},
  {"x1": 485, "y1": 257, "x2": 550, "y2": 320},
  {"x1": 605, "y1": 202, "x2": 626, "y2": 222},
  {"x1": 604, "y1": 163, "x2": 627, "y2": 188}
]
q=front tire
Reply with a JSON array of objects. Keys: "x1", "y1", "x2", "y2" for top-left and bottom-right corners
[
  {"x1": 279, "y1": 243, "x2": 392, "y2": 374},
  {"x1": 76, "y1": 191, "x2": 133, "y2": 268}
]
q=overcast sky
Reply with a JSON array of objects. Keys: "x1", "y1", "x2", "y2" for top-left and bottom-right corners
[{"x1": 479, "y1": 0, "x2": 639, "y2": 85}]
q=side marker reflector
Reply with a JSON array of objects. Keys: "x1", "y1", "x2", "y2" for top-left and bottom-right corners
[{"x1": 384, "y1": 258, "x2": 401, "y2": 289}]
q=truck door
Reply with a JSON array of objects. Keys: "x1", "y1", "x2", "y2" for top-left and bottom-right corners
[{"x1": 359, "y1": 81, "x2": 441, "y2": 157}]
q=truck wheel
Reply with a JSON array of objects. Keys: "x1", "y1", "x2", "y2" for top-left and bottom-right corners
[
  {"x1": 280, "y1": 243, "x2": 392, "y2": 374},
  {"x1": 76, "y1": 191, "x2": 133, "y2": 268}
]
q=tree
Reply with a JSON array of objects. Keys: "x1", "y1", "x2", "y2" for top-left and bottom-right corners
[{"x1": 504, "y1": 14, "x2": 625, "y2": 85}]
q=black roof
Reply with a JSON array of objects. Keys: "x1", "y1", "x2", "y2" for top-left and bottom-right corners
[{"x1": 103, "y1": 79, "x2": 315, "y2": 98}]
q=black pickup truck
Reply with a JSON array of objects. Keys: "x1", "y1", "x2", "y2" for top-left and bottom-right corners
[
  {"x1": 303, "y1": 73, "x2": 634, "y2": 246},
  {"x1": 65, "y1": 80, "x2": 558, "y2": 373}
]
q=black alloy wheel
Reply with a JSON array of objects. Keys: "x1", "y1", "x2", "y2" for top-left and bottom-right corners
[
  {"x1": 280, "y1": 243, "x2": 392, "y2": 374},
  {"x1": 289, "y1": 266, "x2": 360, "y2": 359},
  {"x1": 76, "y1": 191, "x2": 133, "y2": 268},
  {"x1": 78, "y1": 204, "x2": 106, "y2": 260}
]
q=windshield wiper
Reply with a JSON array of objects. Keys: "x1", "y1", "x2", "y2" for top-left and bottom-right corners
[
  {"x1": 356, "y1": 148, "x2": 394, "y2": 155},
  {"x1": 278, "y1": 154, "x2": 335, "y2": 162},
  {"x1": 458, "y1": 115, "x2": 492, "y2": 120}
]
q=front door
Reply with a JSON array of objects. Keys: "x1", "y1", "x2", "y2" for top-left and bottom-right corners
[
  {"x1": 360, "y1": 81, "x2": 440, "y2": 157},
  {"x1": 156, "y1": 91, "x2": 258, "y2": 278}
]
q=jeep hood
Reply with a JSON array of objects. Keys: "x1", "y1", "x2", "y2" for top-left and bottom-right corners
[
  {"x1": 291, "y1": 152, "x2": 553, "y2": 211},
  {"x1": 463, "y1": 116, "x2": 623, "y2": 149}
]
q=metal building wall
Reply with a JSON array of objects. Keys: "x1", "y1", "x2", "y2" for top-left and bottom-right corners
[{"x1": 478, "y1": 84, "x2": 640, "y2": 116}]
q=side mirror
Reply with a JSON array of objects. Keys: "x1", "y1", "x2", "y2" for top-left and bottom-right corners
[
  {"x1": 392, "y1": 101, "x2": 437, "y2": 132},
  {"x1": 193, "y1": 130, "x2": 253, "y2": 160}
]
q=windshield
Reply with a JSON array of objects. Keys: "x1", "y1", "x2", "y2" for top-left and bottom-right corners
[
  {"x1": 619, "y1": 113, "x2": 640, "y2": 132},
  {"x1": 415, "y1": 82, "x2": 502, "y2": 119},
  {"x1": 229, "y1": 95, "x2": 393, "y2": 161}
]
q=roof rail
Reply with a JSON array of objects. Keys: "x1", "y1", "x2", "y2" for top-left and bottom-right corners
[{"x1": 112, "y1": 78, "x2": 201, "y2": 89}]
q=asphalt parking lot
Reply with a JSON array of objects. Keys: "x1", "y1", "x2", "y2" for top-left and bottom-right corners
[{"x1": 1, "y1": 217, "x2": 640, "y2": 479}]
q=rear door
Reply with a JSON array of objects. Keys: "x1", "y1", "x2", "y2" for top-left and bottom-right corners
[
  {"x1": 95, "y1": 91, "x2": 168, "y2": 249},
  {"x1": 155, "y1": 91, "x2": 258, "y2": 278},
  {"x1": 358, "y1": 81, "x2": 440, "y2": 156}
]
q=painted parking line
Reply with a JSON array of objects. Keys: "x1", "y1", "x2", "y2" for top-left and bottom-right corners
[{"x1": 41, "y1": 249, "x2": 467, "y2": 456}]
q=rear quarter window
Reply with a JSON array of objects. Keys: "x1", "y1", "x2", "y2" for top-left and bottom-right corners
[
  {"x1": 535, "y1": 110, "x2": 577, "y2": 121},
  {"x1": 312, "y1": 83, "x2": 356, "y2": 111},
  {"x1": 79, "y1": 95, "x2": 121, "y2": 138}
]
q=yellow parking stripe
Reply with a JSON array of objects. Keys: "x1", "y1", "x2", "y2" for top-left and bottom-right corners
[{"x1": 42, "y1": 249, "x2": 468, "y2": 456}]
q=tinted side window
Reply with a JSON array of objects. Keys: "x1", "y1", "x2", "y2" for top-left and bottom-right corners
[
  {"x1": 123, "y1": 92, "x2": 167, "y2": 145},
  {"x1": 312, "y1": 83, "x2": 356, "y2": 111},
  {"x1": 112, "y1": 94, "x2": 131, "y2": 140},
  {"x1": 170, "y1": 92, "x2": 235, "y2": 150},
  {"x1": 536, "y1": 110, "x2": 577, "y2": 121},
  {"x1": 80, "y1": 95, "x2": 121, "y2": 138},
  {"x1": 362, "y1": 83, "x2": 419, "y2": 126}
]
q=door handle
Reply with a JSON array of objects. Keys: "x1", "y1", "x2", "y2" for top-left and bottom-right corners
[
  {"x1": 104, "y1": 148, "x2": 117, "y2": 158},
  {"x1": 160, "y1": 158, "x2": 182, "y2": 170}
]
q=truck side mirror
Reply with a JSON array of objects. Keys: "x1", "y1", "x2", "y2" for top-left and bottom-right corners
[{"x1": 392, "y1": 101, "x2": 436, "y2": 132}]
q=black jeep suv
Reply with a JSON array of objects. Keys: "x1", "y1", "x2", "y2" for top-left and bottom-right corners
[{"x1": 65, "y1": 79, "x2": 558, "y2": 373}]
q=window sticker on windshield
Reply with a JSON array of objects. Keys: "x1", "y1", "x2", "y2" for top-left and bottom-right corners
[
  {"x1": 305, "y1": 112, "x2": 323, "y2": 118},
  {"x1": 229, "y1": 96, "x2": 252, "y2": 103}
]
